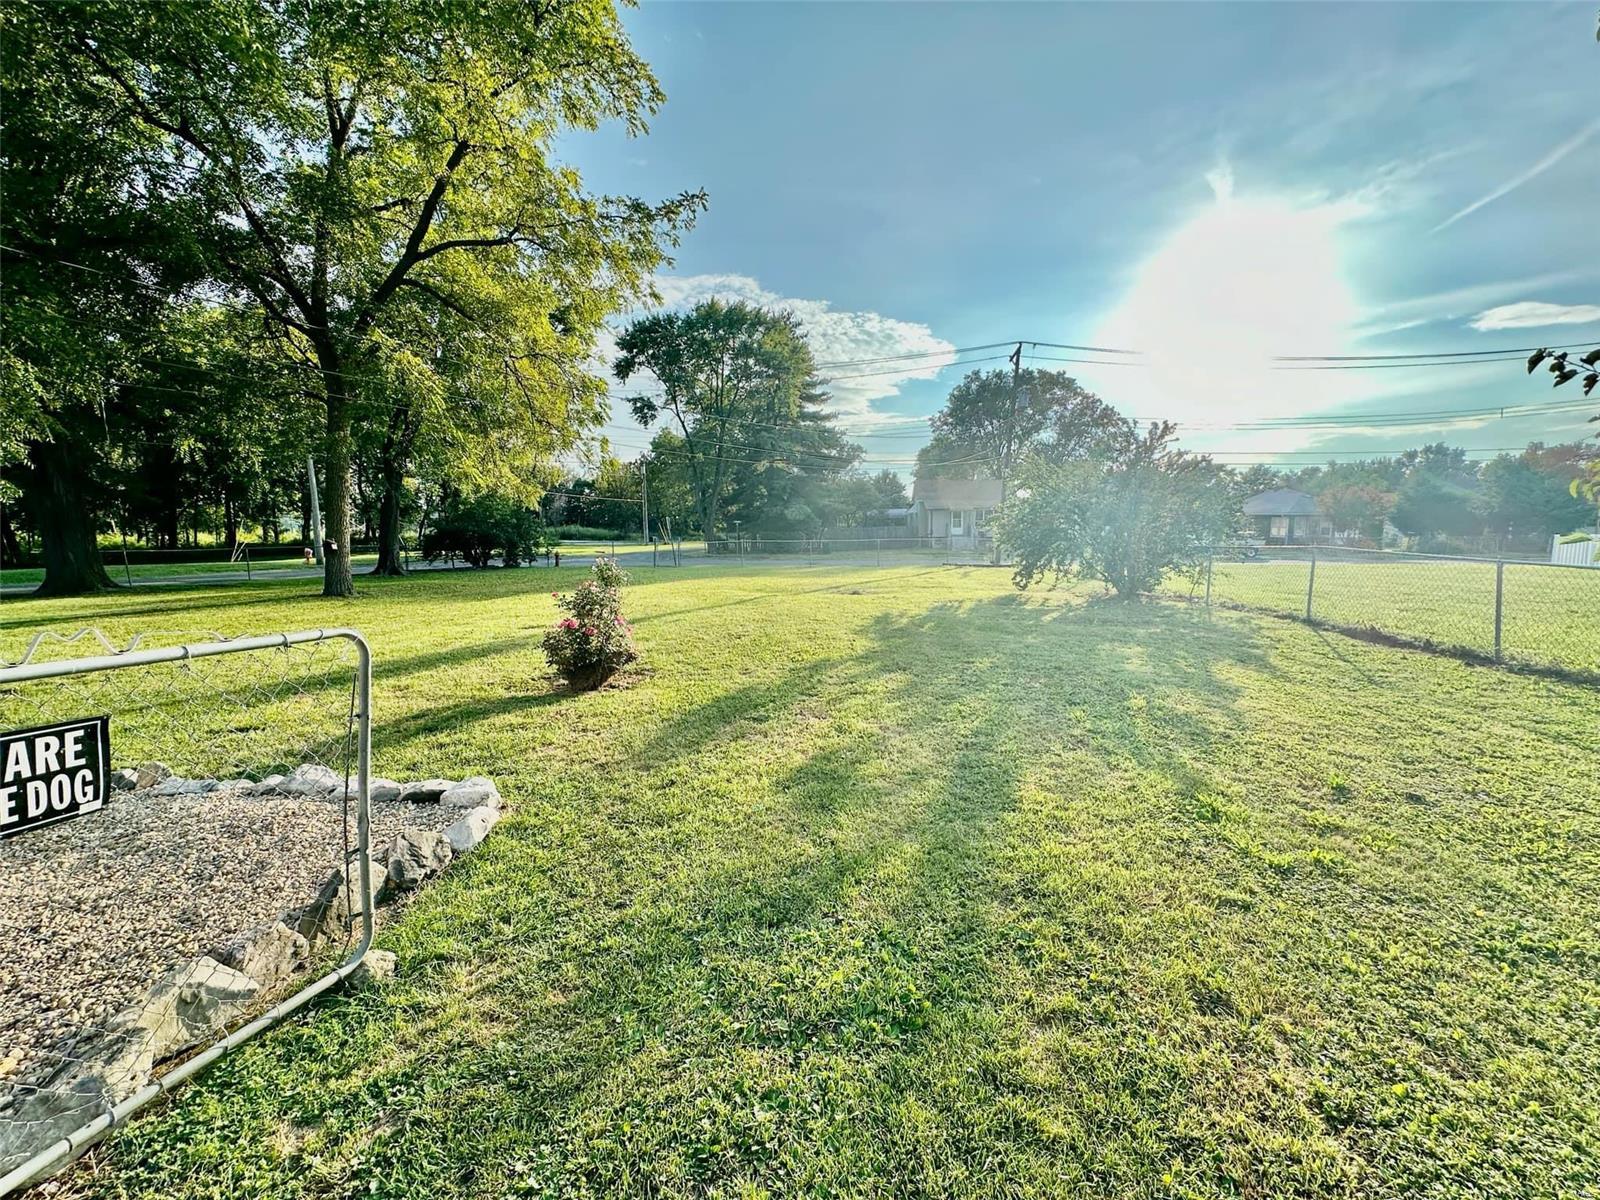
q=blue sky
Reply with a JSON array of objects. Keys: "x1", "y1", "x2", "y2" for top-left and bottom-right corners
[{"x1": 564, "y1": 1, "x2": 1600, "y2": 475}]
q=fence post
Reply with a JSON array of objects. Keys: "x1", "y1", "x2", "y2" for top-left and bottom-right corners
[
  {"x1": 1494, "y1": 559, "x2": 1505, "y2": 661},
  {"x1": 244, "y1": 545, "x2": 252, "y2": 581},
  {"x1": 1204, "y1": 551, "x2": 1213, "y2": 608},
  {"x1": 1305, "y1": 546, "x2": 1317, "y2": 622},
  {"x1": 877, "y1": 538, "x2": 882, "y2": 568},
  {"x1": 652, "y1": 539, "x2": 658, "y2": 568}
]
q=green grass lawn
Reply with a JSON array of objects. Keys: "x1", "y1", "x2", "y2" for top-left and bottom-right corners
[
  {"x1": 0, "y1": 553, "x2": 381, "y2": 589},
  {"x1": 4, "y1": 565, "x2": 1598, "y2": 1199},
  {"x1": 1160, "y1": 557, "x2": 1600, "y2": 677}
]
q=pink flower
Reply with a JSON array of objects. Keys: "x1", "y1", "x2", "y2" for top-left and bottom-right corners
[
  {"x1": 584, "y1": 626, "x2": 597, "y2": 636},
  {"x1": 559, "y1": 618, "x2": 577, "y2": 630},
  {"x1": 551, "y1": 591, "x2": 559, "y2": 598}
]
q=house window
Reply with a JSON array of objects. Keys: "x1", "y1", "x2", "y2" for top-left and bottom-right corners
[
  {"x1": 1269, "y1": 516, "x2": 1288, "y2": 538},
  {"x1": 950, "y1": 510, "x2": 965, "y2": 535}
]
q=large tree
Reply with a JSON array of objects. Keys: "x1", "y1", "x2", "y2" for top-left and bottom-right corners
[
  {"x1": 719, "y1": 376, "x2": 861, "y2": 538},
  {"x1": 1475, "y1": 452, "x2": 1594, "y2": 541},
  {"x1": 0, "y1": 4, "x2": 207, "y2": 593},
  {"x1": 915, "y1": 367, "x2": 1127, "y2": 483},
  {"x1": 26, "y1": 0, "x2": 701, "y2": 595},
  {"x1": 615, "y1": 300, "x2": 820, "y2": 539},
  {"x1": 1318, "y1": 484, "x2": 1396, "y2": 542},
  {"x1": 995, "y1": 423, "x2": 1237, "y2": 599}
]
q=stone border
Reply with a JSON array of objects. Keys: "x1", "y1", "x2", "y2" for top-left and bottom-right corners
[{"x1": 0, "y1": 770, "x2": 505, "y2": 1179}]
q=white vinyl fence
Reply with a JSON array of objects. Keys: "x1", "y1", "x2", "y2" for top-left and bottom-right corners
[{"x1": 1549, "y1": 534, "x2": 1599, "y2": 568}]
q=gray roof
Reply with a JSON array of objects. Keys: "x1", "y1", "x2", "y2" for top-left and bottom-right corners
[
  {"x1": 911, "y1": 477, "x2": 1003, "y2": 509},
  {"x1": 1243, "y1": 488, "x2": 1319, "y2": 517}
]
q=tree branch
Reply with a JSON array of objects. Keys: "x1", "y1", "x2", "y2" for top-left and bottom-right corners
[{"x1": 397, "y1": 277, "x2": 474, "y2": 322}]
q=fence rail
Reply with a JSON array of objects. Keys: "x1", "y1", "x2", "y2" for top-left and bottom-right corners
[
  {"x1": 0, "y1": 629, "x2": 373, "y2": 1193},
  {"x1": 1168, "y1": 545, "x2": 1599, "y2": 679}
]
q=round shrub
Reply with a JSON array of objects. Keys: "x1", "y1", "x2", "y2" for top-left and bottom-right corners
[{"x1": 542, "y1": 556, "x2": 637, "y2": 691}]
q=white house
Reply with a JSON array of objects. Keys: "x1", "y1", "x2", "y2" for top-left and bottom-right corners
[{"x1": 910, "y1": 477, "x2": 1002, "y2": 550}]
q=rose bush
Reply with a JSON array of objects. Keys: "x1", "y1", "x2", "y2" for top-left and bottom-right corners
[{"x1": 542, "y1": 556, "x2": 637, "y2": 690}]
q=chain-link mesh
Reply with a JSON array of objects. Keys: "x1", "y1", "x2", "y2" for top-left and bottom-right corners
[
  {"x1": 1166, "y1": 546, "x2": 1600, "y2": 678},
  {"x1": 0, "y1": 630, "x2": 372, "y2": 1190},
  {"x1": 701, "y1": 536, "x2": 987, "y2": 568}
]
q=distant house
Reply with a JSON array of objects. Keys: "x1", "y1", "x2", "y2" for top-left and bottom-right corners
[
  {"x1": 911, "y1": 477, "x2": 1002, "y2": 549},
  {"x1": 1242, "y1": 488, "x2": 1333, "y2": 545}
]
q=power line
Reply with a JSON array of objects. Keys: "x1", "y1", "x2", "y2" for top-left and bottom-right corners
[
  {"x1": 810, "y1": 341, "x2": 1016, "y2": 369},
  {"x1": 14, "y1": 245, "x2": 1598, "y2": 367}
]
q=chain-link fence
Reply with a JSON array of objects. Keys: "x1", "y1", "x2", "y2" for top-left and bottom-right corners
[
  {"x1": 0, "y1": 629, "x2": 374, "y2": 1193},
  {"x1": 1164, "y1": 546, "x2": 1600, "y2": 678},
  {"x1": 703, "y1": 535, "x2": 1002, "y2": 567}
]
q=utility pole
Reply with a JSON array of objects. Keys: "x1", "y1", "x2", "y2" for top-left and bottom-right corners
[
  {"x1": 996, "y1": 342, "x2": 1023, "y2": 565},
  {"x1": 306, "y1": 454, "x2": 325, "y2": 565},
  {"x1": 640, "y1": 455, "x2": 650, "y2": 544}
]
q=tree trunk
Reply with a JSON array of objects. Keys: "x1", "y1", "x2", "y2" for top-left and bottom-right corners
[
  {"x1": 321, "y1": 394, "x2": 355, "y2": 597},
  {"x1": 23, "y1": 439, "x2": 115, "y2": 596},
  {"x1": 371, "y1": 411, "x2": 412, "y2": 576},
  {"x1": 223, "y1": 494, "x2": 239, "y2": 552},
  {"x1": 372, "y1": 460, "x2": 407, "y2": 575},
  {"x1": 0, "y1": 507, "x2": 21, "y2": 564}
]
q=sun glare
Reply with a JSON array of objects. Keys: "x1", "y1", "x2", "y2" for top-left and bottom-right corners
[{"x1": 1097, "y1": 184, "x2": 1366, "y2": 434}]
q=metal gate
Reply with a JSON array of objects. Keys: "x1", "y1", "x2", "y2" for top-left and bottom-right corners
[{"x1": 0, "y1": 629, "x2": 374, "y2": 1193}]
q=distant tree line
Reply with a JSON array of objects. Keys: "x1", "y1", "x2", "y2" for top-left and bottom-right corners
[{"x1": 1235, "y1": 441, "x2": 1596, "y2": 550}]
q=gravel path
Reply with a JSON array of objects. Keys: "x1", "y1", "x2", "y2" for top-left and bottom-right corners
[{"x1": 0, "y1": 783, "x2": 460, "y2": 1083}]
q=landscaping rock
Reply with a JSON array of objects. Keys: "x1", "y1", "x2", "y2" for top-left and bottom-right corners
[
  {"x1": 369, "y1": 778, "x2": 402, "y2": 803},
  {"x1": 398, "y1": 778, "x2": 455, "y2": 804},
  {"x1": 280, "y1": 763, "x2": 342, "y2": 796},
  {"x1": 212, "y1": 778, "x2": 254, "y2": 795},
  {"x1": 0, "y1": 1025, "x2": 157, "y2": 1176},
  {"x1": 151, "y1": 777, "x2": 217, "y2": 797},
  {"x1": 442, "y1": 805, "x2": 500, "y2": 855},
  {"x1": 111, "y1": 956, "x2": 259, "y2": 1058},
  {"x1": 110, "y1": 768, "x2": 140, "y2": 792},
  {"x1": 212, "y1": 921, "x2": 308, "y2": 987},
  {"x1": 380, "y1": 829, "x2": 453, "y2": 898},
  {"x1": 60, "y1": 1025, "x2": 156, "y2": 1101},
  {"x1": 348, "y1": 950, "x2": 396, "y2": 988},
  {"x1": 441, "y1": 776, "x2": 500, "y2": 810},
  {"x1": 250, "y1": 773, "x2": 287, "y2": 795},
  {"x1": 135, "y1": 761, "x2": 172, "y2": 789},
  {"x1": 288, "y1": 860, "x2": 376, "y2": 949}
]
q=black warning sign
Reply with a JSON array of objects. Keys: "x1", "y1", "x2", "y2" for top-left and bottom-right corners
[{"x1": 0, "y1": 717, "x2": 111, "y2": 839}]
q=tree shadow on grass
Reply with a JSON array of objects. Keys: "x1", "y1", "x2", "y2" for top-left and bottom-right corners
[
  {"x1": 346, "y1": 595, "x2": 1276, "y2": 1193},
  {"x1": 83, "y1": 589, "x2": 1287, "y2": 1199},
  {"x1": 0, "y1": 583, "x2": 331, "y2": 634}
]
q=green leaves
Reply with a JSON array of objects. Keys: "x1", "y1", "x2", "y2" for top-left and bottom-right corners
[
  {"x1": 996, "y1": 424, "x2": 1236, "y2": 597},
  {"x1": 614, "y1": 301, "x2": 831, "y2": 537}
]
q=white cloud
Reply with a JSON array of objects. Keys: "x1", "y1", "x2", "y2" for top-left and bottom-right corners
[
  {"x1": 1469, "y1": 301, "x2": 1600, "y2": 331},
  {"x1": 641, "y1": 273, "x2": 956, "y2": 423},
  {"x1": 1356, "y1": 268, "x2": 1594, "y2": 334}
]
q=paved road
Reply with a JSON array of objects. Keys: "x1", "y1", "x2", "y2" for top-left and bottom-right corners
[{"x1": 1, "y1": 545, "x2": 974, "y2": 598}]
